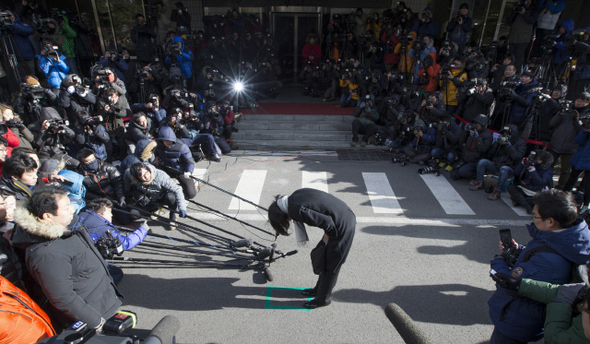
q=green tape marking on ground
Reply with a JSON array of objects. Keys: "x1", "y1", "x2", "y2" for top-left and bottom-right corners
[{"x1": 265, "y1": 286, "x2": 312, "y2": 311}]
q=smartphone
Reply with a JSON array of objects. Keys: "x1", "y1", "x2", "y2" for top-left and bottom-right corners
[
  {"x1": 59, "y1": 180, "x2": 74, "y2": 187},
  {"x1": 499, "y1": 228, "x2": 513, "y2": 249}
]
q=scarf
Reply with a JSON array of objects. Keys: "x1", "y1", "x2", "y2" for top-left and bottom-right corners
[{"x1": 276, "y1": 195, "x2": 309, "y2": 247}]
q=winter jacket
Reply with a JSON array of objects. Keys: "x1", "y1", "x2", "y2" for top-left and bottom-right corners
[
  {"x1": 57, "y1": 170, "x2": 86, "y2": 214},
  {"x1": 38, "y1": 54, "x2": 70, "y2": 89},
  {"x1": 509, "y1": 78, "x2": 539, "y2": 127},
  {"x1": 0, "y1": 176, "x2": 33, "y2": 201},
  {"x1": 165, "y1": 36, "x2": 193, "y2": 79},
  {"x1": 507, "y1": 5, "x2": 538, "y2": 44},
  {"x1": 170, "y1": 8, "x2": 191, "y2": 30},
  {"x1": 459, "y1": 115, "x2": 493, "y2": 162},
  {"x1": 537, "y1": 98, "x2": 562, "y2": 142},
  {"x1": 409, "y1": 42, "x2": 436, "y2": 81},
  {"x1": 409, "y1": 126, "x2": 437, "y2": 153},
  {"x1": 28, "y1": 107, "x2": 75, "y2": 161},
  {"x1": 416, "y1": 52, "x2": 441, "y2": 93},
  {"x1": 488, "y1": 219, "x2": 590, "y2": 342},
  {"x1": 382, "y1": 33, "x2": 400, "y2": 66},
  {"x1": 97, "y1": 94, "x2": 128, "y2": 132},
  {"x1": 74, "y1": 124, "x2": 109, "y2": 161},
  {"x1": 130, "y1": 24, "x2": 157, "y2": 63},
  {"x1": 124, "y1": 163, "x2": 186, "y2": 212},
  {"x1": 446, "y1": 15, "x2": 473, "y2": 46},
  {"x1": 441, "y1": 69, "x2": 468, "y2": 106},
  {"x1": 549, "y1": 108, "x2": 585, "y2": 154},
  {"x1": 97, "y1": 58, "x2": 129, "y2": 84},
  {"x1": 513, "y1": 157, "x2": 554, "y2": 192},
  {"x1": 353, "y1": 106, "x2": 379, "y2": 127},
  {"x1": 132, "y1": 103, "x2": 167, "y2": 124},
  {"x1": 11, "y1": 200, "x2": 122, "y2": 328},
  {"x1": 487, "y1": 124, "x2": 527, "y2": 169},
  {"x1": 154, "y1": 126, "x2": 195, "y2": 175},
  {"x1": 77, "y1": 159, "x2": 124, "y2": 201},
  {"x1": 518, "y1": 278, "x2": 589, "y2": 344},
  {"x1": 78, "y1": 208, "x2": 148, "y2": 251},
  {"x1": 570, "y1": 130, "x2": 590, "y2": 171},
  {"x1": 537, "y1": 0, "x2": 566, "y2": 30},
  {"x1": 57, "y1": 75, "x2": 97, "y2": 123},
  {"x1": 126, "y1": 113, "x2": 152, "y2": 143},
  {"x1": 302, "y1": 42, "x2": 321, "y2": 66},
  {"x1": 8, "y1": 13, "x2": 35, "y2": 60},
  {"x1": 6, "y1": 121, "x2": 33, "y2": 150},
  {"x1": 119, "y1": 139, "x2": 157, "y2": 174},
  {"x1": 411, "y1": 7, "x2": 439, "y2": 37},
  {"x1": 461, "y1": 88, "x2": 494, "y2": 123},
  {"x1": 553, "y1": 19, "x2": 575, "y2": 65},
  {"x1": 57, "y1": 14, "x2": 76, "y2": 58},
  {"x1": 434, "y1": 121, "x2": 462, "y2": 150},
  {"x1": 395, "y1": 31, "x2": 417, "y2": 74}
]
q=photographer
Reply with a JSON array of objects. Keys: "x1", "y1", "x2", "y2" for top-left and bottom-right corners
[
  {"x1": 201, "y1": 101, "x2": 231, "y2": 155},
  {"x1": 154, "y1": 126, "x2": 197, "y2": 199},
  {"x1": 37, "y1": 43, "x2": 69, "y2": 93},
  {"x1": 450, "y1": 114, "x2": 493, "y2": 181},
  {"x1": 93, "y1": 67, "x2": 130, "y2": 112},
  {"x1": 170, "y1": 2, "x2": 191, "y2": 32},
  {"x1": 58, "y1": 74, "x2": 97, "y2": 125},
  {"x1": 532, "y1": 0, "x2": 566, "y2": 59},
  {"x1": 130, "y1": 14, "x2": 157, "y2": 64},
  {"x1": 446, "y1": 3, "x2": 473, "y2": 53},
  {"x1": 440, "y1": 57, "x2": 468, "y2": 115},
  {"x1": 490, "y1": 55, "x2": 515, "y2": 87},
  {"x1": 507, "y1": 0, "x2": 538, "y2": 69},
  {"x1": 551, "y1": 19, "x2": 575, "y2": 76},
  {"x1": 28, "y1": 107, "x2": 77, "y2": 168},
  {"x1": 534, "y1": 85, "x2": 565, "y2": 143},
  {"x1": 411, "y1": 7, "x2": 439, "y2": 38},
  {"x1": 351, "y1": 98, "x2": 379, "y2": 147},
  {"x1": 509, "y1": 71, "x2": 539, "y2": 128},
  {"x1": 409, "y1": 35, "x2": 436, "y2": 85},
  {"x1": 339, "y1": 68, "x2": 359, "y2": 108},
  {"x1": 366, "y1": 41, "x2": 385, "y2": 73},
  {"x1": 54, "y1": 12, "x2": 78, "y2": 76},
  {"x1": 459, "y1": 79, "x2": 494, "y2": 123},
  {"x1": 508, "y1": 150, "x2": 554, "y2": 213},
  {"x1": 97, "y1": 50, "x2": 129, "y2": 84},
  {"x1": 563, "y1": 117, "x2": 590, "y2": 214},
  {"x1": 97, "y1": 87, "x2": 128, "y2": 160},
  {"x1": 0, "y1": 103, "x2": 33, "y2": 150},
  {"x1": 470, "y1": 125, "x2": 527, "y2": 200},
  {"x1": 13, "y1": 76, "x2": 58, "y2": 126},
  {"x1": 125, "y1": 112, "x2": 153, "y2": 146},
  {"x1": 219, "y1": 100, "x2": 238, "y2": 145},
  {"x1": 549, "y1": 92, "x2": 589, "y2": 189},
  {"x1": 431, "y1": 116, "x2": 462, "y2": 166},
  {"x1": 3, "y1": 11, "x2": 36, "y2": 76},
  {"x1": 491, "y1": 62, "x2": 518, "y2": 95},
  {"x1": 74, "y1": 111, "x2": 110, "y2": 162},
  {"x1": 395, "y1": 31, "x2": 417, "y2": 80},
  {"x1": 417, "y1": 52, "x2": 440, "y2": 93},
  {"x1": 164, "y1": 36, "x2": 194, "y2": 82},
  {"x1": 76, "y1": 149, "x2": 124, "y2": 206},
  {"x1": 126, "y1": 162, "x2": 187, "y2": 228},
  {"x1": 302, "y1": 34, "x2": 321, "y2": 67},
  {"x1": 417, "y1": 92, "x2": 445, "y2": 124},
  {"x1": 487, "y1": 189, "x2": 590, "y2": 343},
  {"x1": 353, "y1": 8, "x2": 367, "y2": 38},
  {"x1": 132, "y1": 94, "x2": 166, "y2": 125},
  {"x1": 402, "y1": 119, "x2": 437, "y2": 164},
  {"x1": 196, "y1": 67, "x2": 220, "y2": 101}
]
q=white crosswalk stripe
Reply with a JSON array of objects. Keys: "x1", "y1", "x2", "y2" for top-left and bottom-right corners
[
  {"x1": 229, "y1": 170, "x2": 267, "y2": 210},
  {"x1": 501, "y1": 193, "x2": 530, "y2": 217},
  {"x1": 301, "y1": 171, "x2": 329, "y2": 192},
  {"x1": 419, "y1": 174, "x2": 475, "y2": 215},
  {"x1": 362, "y1": 172, "x2": 403, "y2": 214}
]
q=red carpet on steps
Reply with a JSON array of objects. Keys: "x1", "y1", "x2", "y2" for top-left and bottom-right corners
[{"x1": 241, "y1": 102, "x2": 354, "y2": 115}]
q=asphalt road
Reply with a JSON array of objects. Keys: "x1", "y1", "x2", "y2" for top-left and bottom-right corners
[{"x1": 114, "y1": 150, "x2": 537, "y2": 344}]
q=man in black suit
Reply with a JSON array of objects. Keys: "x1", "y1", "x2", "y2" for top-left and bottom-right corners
[{"x1": 268, "y1": 188, "x2": 356, "y2": 309}]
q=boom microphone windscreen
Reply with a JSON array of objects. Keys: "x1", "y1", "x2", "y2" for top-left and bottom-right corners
[
  {"x1": 384, "y1": 303, "x2": 433, "y2": 344},
  {"x1": 143, "y1": 315, "x2": 180, "y2": 344}
]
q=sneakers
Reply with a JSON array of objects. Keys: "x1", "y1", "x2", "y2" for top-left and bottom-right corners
[
  {"x1": 488, "y1": 190, "x2": 501, "y2": 200},
  {"x1": 445, "y1": 165, "x2": 453, "y2": 172},
  {"x1": 210, "y1": 154, "x2": 221, "y2": 162},
  {"x1": 470, "y1": 181, "x2": 485, "y2": 191}
]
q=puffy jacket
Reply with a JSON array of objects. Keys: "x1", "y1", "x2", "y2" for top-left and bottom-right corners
[
  {"x1": 461, "y1": 88, "x2": 494, "y2": 123},
  {"x1": 37, "y1": 54, "x2": 70, "y2": 89},
  {"x1": 553, "y1": 19, "x2": 575, "y2": 65},
  {"x1": 537, "y1": 0, "x2": 566, "y2": 30},
  {"x1": 97, "y1": 58, "x2": 129, "y2": 84},
  {"x1": 78, "y1": 208, "x2": 148, "y2": 251},
  {"x1": 570, "y1": 130, "x2": 590, "y2": 171},
  {"x1": 57, "y1": 14, "x2": 76, "y2": 58},
  {"x1": 409, "y1": 126, "x2": 437, "y2": 153},
  {"x1": 57, "y1": 170, "x2": 86, "y2": 214},
  {"x1": 459, "y1": 115, "x2": 493, "y2": 162},
  {"x1": 11, "y1": 200, "x2": 122, "y2": 328},
  {"x1": 77, "y1": 159, "x2": 124, "y2": 201},
  {"x1": 518, "y1": 278, "x2": 589, "y2": 344},
  {"x1": 74, "y1": 124, "x2": 109, "y2": 161},
  {"x1": 488, "y1": 219, "x2": 590, "y2": 342},
  {"x1": 537, "y1": 98, "x2": 563, "y2": 142},
  {"x1": 434, "y1": 120, "x2": 462, "y2": 150},
  {"x1": 28, "y1": 107, "x2": 75, "y2": 161},
  {"x1": 441, "y1": 69, "x2": 468, "y2": 106},
  {"x1": 126, "y1": 113, "x2": 152, "y2": 143},
  {"x1": 549, "y1": 108, "x2": 585, "y2": 154},
  {"x1": 446, "y1": 15, "x2": 473, "y2": 46},
  {"x1": 124, "y1": 163, "x2": 186, "y2": 212},
  {"x1": 8, "y1": 13, "x2": 34, "y2": 60},
  {"x1": 302, "y1": 42, "x2": 321, "y2": 66},
  {"x1": 410, "y1": 7, "x2": 439, "y2": 37},
  {"x1": 155, "y1": 126, "x2": 195, "y2": 175},
  {"x1": 0, "y1": 176, "x2": 33, "y2": 201},
  {"x1": 130, "y1": 23, "x2": 157, "y2": 63},
  {"x1": 509, "y1": 77, "x2": 539, "y2": 127},
  {"x1": 119, "y1": 139, "x2": 157, "y2": 174},
  {"x1": 416, "y1": 52, "x2": 441, "y2": 93},
  {"x1": 165, "y1": 36, "x2": 193, "y2": 79},
  {"x1": 353, "y1": 105, "x2": 379, "y2": 127},
  {"x1": 487, "y1": 124, "x2": 527, "y2": 169},
  {"x1": 395, "y1": 31, "x2": 417, "y2": 73},
  {"x1": 513, "y1": 153, "x2": 554, "y2": 192}
]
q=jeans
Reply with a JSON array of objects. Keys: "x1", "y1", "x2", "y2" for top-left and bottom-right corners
[
  {"x1": 476, "y1": 159, "x2": 514, "y2": 191},
  {"x1": 431, "y1": 148, "x2": 456, "y2": 163},
  {"x1": 457, "y1": 162, "x2": 478, "y2": 180},
  {"x1": 340, "y1": 92, "x2": 351, "y2": 104}
]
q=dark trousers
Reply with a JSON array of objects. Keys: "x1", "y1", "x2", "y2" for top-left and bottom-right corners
[
  {"x1": 352, "y1": 120, "x2": 377, "y2": 143},
  {"x1": 129, "y1": 192, "x2": 177, "y2": 218},
  {"x1": 564, "y1": 168, "x2": 590, "y2": 206},
  {"x1": 107, "y1": 263, "x2": 124, "y2": 285},
  {"x1": 509, "y1": 42, "x2": 529, "y2": 71},
  {"x1": 176, "y1": 174, "x2": 197, "y2": 200}
]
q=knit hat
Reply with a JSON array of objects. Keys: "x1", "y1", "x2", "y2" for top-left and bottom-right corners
[
  {"x1": 24, "y1": 76, "x2": 40, "y2": 86},
  {"x1": 459, "y1": 3, "x2": 469, "y2": 10}
]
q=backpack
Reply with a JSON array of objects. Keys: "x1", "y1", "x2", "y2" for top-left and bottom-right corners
[{"x1": 0, "y1": 276, "x2": 55, "y2": 343}]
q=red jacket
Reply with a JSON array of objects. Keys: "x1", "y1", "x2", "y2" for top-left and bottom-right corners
[
  {"x1": 417, "y1": 52, "x2": 441, "y2": 93},
  {"x1": 383, "y1": 35, "x2": 400, "y2": 65},
  {"x1": 302, "y1": 42, "x2": 322, "y2": 66}
]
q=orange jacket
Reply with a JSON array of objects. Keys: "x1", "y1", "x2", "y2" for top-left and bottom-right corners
[{"x1": 417, "y1": 52, "x2": 441, "y2": 93}]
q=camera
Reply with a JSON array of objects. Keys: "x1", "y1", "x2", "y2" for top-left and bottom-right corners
[
  {"x1": 46, "y1": 118, "x2": 69, "y2": 132},
  {"x1": 464, "y1": 123, "x2": 476, "y2": 132},
  {"x1": 425, "y1": 98, "x2": 433, "y2": 107},
  {"x1": 581, "y1": 116, "x2": 590, "y2": 130},
  {"x1": 95, "y1": 231, "x2": 124, "y2": 259},
  {"x1": 418, "y1": 166, "x2": 441, "y2": 176},
  {"x1": 496, "y1": 135, "x2": 509, "y2": 145},
  {"x1": 84, "y1": 115, "x2": 103, "y2": 125},
  {"x1": 522, "y1": 151, "x2": 537, "y2": 167},
  {"x1": 392, "y1": 153, "x2": 408, "y2": 165},
  {"x1": 421, "y1": 11, "x2": 431, "y2": 22},
  {"x1": 107, "y1": 50, "x2": 120, "y2": 62},
  {"x1": 413, "y1": 125, "x2": 424, "y2": 135},
  {"x1": 21, "y1": 84, "x2": 45, "y2": 102},
  {"x1": 0, "y1": 12, "x2": 13, "y2": 27}
]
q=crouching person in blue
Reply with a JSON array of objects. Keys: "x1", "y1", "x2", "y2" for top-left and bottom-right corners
[
  {"x1": 10, "y1": 185, "x2": 122, "y2": 331},
  {"x1": 76, "y1": 198, "x2": 149, "y2": 285},
  {"x1": 488, "y1": 189, "x2": 590, "y2": 343},
  {"x1": 268, "y1": 188, "x2": 356, "y2": 309},
  {"x1": 155, "y1": 126, "x2": 196, "y2": 199}
]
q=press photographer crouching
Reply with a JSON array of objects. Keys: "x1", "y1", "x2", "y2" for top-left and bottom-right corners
[
  {"x1": 351, "y1": 97, "x2": 379, "y2": 147},
  {"x1": 431, "y1": 116, "x2": 462, "y2": 168},
  {"x1": 457, "y1": 78, "x2": 494, "y2": 123},
  {"x1": 507, "y1": 150, "x2": 554, "y2": 214},
  {"x1": 126, "y1": 162, "x2": 187, "y2": 230},
  {"x1": 488, "y1": 189, "x2": 590, "y2": 343},
  {"x1": 154, "y1": 126, "x2": 197, "y2": 200},
  {"x1": 450, "y1": 114, "x2": 493, "y2": 181},
  {"x1": 201, "y1": 101, "x2": 231, "y2": 154},
  {"x1": 402, "y1": 119, "x2": 437, "y2": 164},
  {"x1": 78, "y1": 198, "x2": 150, "y2": 285},
  {"x1": 28, "y1": 107, "x2": 78, "y2": 169}
]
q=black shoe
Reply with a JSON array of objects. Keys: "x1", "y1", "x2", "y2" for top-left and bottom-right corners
[
  {"x1": 167, "y1": 212, "x2": 177, "y2": 231},
  {"x1": 303, "y1": 299, "x2": 331, "y2": 309},
  {"x1": 301, "y1": 288, "x2": 317, "y2": 297},
  {"x1": 210, "y1": 154, "x2": 221, "y2": 162}
]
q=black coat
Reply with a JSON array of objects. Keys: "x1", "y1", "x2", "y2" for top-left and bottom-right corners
[
  {"x1": 286, "y1": 188, "x2": 356, "y2": 273},
  {"x1": 78, "y1": 160, "x2": 124, "y2": 200},
  {"x1": 131, "y1": 24, "x2": 157, "y2": 63}
]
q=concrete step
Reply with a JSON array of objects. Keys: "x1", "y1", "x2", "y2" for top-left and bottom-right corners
[
  {"x1": 239, "y1": 114, "x2": 352, "y2": 122},
  {"x1": 232, "y1": 129, "x2": 352, "y2": 141},
  {"x1": 237, "y1": 120, "x2": 351, "y2": 131},
  {"x1": 235, "y1": 139, "x2": 379, "y2": 151}
]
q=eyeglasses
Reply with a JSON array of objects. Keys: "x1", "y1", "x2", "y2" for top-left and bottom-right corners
[{"x1": 531, "y1": 213, "x2": 543, "y2": 221}]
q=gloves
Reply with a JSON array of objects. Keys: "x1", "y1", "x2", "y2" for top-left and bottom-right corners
[
  {"x1": 183, "y1": 172, "x2": 191, "y2": 179},
  {"x1": 179, "y1": 210, "x2": 187, "y2": 218},
  {"x1": 67, "y1": 85, "x2": 76, "y2": 94},
  {"x1": 470, "y1": 130, "x2": 478, "y2": 138},
  {"x1": 505, "y1": 141, "x2": 512, "y2": 147},
  {"x1": 140, "y1": 220, "x2": 150, "y2": 233},
  {"x1": 490, "y1": 272, "x2": 521, "y2": 290},
  {"x1": 553, "y1": 283, "x2": 586, "y2": 306},
  {"x1": 527, "y1": 165, "x2": 536, "y2": 173},
  {"x1": 118, "y1": 197, "x2": 126, "y2": 206},
  {"x1": 359, "y1": 102, "x2": 366, "y2": 109}
]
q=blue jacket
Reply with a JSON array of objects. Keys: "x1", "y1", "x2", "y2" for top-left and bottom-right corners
[
  {"x1": 553, "y1": 19, "x2": 574, "y2": 65},
  {"x1": 570, "y1": 130, "x2": 590, "y2": 171},
  {"x1": 132, "y1": 103, "x2": 167, "y2": 124},
  {"x1": 78, "y1": 208, "x2": 148, "y2": 251},
  {"x1": 58, "y1": 170, "x2": 86, "y2": 214},
  {"x1": 8, "y1": 13, "x2": 34, "y2": 60},
  {"x1": 509, "y1": 78, "x2": 538, "y2": 126},
  {"x1": 409, "y1": 126, "x2": 437, "y2": 153},
  {"x1": 488, "y1": 219, "x2": 590, "y2": 342},
  {"x1": 513, "y1": 162, "x2": 554, "y2": 192},
  {"x1": 411, "y1": 8, "x2": 439, "y2": 38},
  {"x1": 538, "y1": 0, "x2": 566, "y2": 13},
  {"x1": 165, "y1": 36, "x2": 193, "y2": 79},
  {"x1": 37, "y1": 54, "x2": 70, "y2": 89},
  {"x1": 155, "y1": 126, "x2": 195, "y2": 174}
]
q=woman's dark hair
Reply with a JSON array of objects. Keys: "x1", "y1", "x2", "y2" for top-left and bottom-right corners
[
  {"x1": 533, "y1": 189, "x2": 578, "y2": 228},
  {"x1": 27, "y1": 184, "x2": 68, "y2": 219},
  {"x1": 85, "y1": 198, "x2": 113, "y2": 215},
  {"x1": 2, "y1": 153, "x2": 38, "y2": 178},
  {"x1": 268, "y1": 195, "x2": 290, "y2": 236}
]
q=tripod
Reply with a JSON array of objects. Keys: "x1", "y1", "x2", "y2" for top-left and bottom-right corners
[{"x1": 0, "y1": 26, "x2": 24, "y2": 102}]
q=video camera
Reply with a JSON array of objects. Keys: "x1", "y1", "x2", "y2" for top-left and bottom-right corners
[
  {"x1": 166, "y1": 41, "x2": 183, "y2": 56},
  {"x1": 83, "y1": 115, "x2": 103, "y2": 126},
  {"x1": 499, "y1": 80, "x2": 520, "y2": 100},
  {"x1": 0, "y1": 12, "x2": 13, "y2": 27},
  {"x1": 46, "y1": 118, "x2": 69, "y2": 132},
  {"x1": 420, "y1": 11, "x2": 431, "y2": 22},
  {"x1": 96, "y1": 231, "x2": 123, "y2": 259},
  {"x1": 41, "y1": 42, "x2": 59, "y2": 59},
  {"x1": 21, "y1": 83, "x2": 45, "y2": 102},
  {"x1": 138, "y1": 67, "x2": 151, "y2": 80}
]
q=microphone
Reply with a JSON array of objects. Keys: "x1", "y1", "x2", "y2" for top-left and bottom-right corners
[
  {"x1": 384, "y1": 303, "x2": 433, "y2": 344},
  {"x1": 143, "y1": 315, "x2": 180, "y2": 344},
  {"x1": 254, "y1": 243, "x2": 276, "y2": 260},
  {"x1": 231, "y1": 238, "x2": 253, "y2": 248}
]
